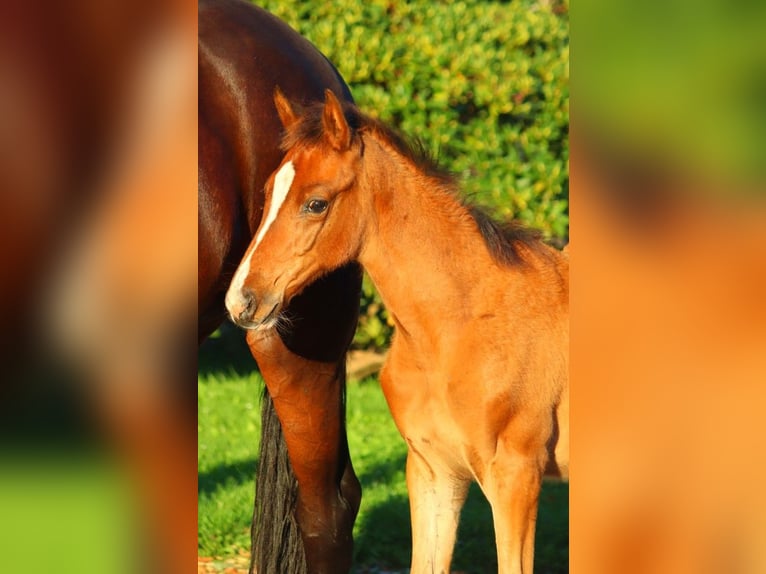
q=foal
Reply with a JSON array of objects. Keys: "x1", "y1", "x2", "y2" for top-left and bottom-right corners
[{"x1": 225, "y1": 89, "x2": 569, "y2": 574}]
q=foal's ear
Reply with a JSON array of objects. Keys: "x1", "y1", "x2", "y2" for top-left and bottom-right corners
[
  {"x1": 322, "y1": 89, "x2": 351, "y2": 151},
  {"x1": 273, "y1": 86, "x2": 299, "y2": 129}
]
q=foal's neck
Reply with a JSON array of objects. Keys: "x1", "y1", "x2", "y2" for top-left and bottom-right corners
[{"x1": 358, "y1": 135, "x2": 500, "y2": 338}]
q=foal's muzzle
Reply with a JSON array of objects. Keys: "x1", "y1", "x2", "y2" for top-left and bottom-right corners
[
  {"x1": 229, "y1": 287, "x2": 255, "y2": 324},
  {"x1": 227, "y1": 288, "x2": 281, "y2": 330}
]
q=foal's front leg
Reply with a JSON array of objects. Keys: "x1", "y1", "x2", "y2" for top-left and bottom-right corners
[
  {"x1": 484, "y1": 445, "x2": 547, "y2": 574},
  {"x1": 406, "y1": 448, "x2": 470, "y2": 573}
]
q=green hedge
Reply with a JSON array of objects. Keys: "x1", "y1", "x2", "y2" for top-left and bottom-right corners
[{"x1": 257, "y1": 0, "x2": 569, "y2": 349}]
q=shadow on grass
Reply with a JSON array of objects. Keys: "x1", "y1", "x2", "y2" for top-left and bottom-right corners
[
  {"x1": 352, "y1": 451, "x2": 410, "y2": 569},
  {"x1": 198, "y1": 457, "x2": 258, "y2": 497},
  {"x1": 534, "y1": 480, "x2": 569, "y2": 574},
  {"x1": 199, "y1": 322, "x2": 258, "y2": 378}
]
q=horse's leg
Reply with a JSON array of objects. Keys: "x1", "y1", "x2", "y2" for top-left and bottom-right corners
[
  {"x1": 248, "y1": 263, "x2": 362, "y2": 574},
  {"x1": 484, "y1": 444, "x2": 547, "y2": 574},
  {"x1": 406, "y1": 448, "x2": 470, "y2": 573}
]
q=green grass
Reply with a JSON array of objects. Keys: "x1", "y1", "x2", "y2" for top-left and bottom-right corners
[
  {"x1": 199, "y1": 329, "x2": 568, "y2": 572},
  {"x1": 0, "y1": 456, "x2": 139, "y2": 574}
]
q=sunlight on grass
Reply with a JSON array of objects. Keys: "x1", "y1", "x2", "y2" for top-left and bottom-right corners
[{"x1": 198, "y1": 372, "x2": 261, "y2": 557}]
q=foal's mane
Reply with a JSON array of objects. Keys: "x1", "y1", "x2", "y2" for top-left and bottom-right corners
[{"x1": 281, "y1": 100, "x2": 544, "y2": 266}]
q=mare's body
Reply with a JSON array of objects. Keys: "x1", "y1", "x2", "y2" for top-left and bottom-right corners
[
  {"x1": 199, "y1": 3, "x2": 362, "y2": 572},
  {"x1": 226, "y1": 91, "x2": 569, "y2": 574}
]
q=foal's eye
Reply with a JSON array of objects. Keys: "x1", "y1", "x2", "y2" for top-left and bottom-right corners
[{"x1": 304, "y1": 198, "x2": 329, "y2": 215}]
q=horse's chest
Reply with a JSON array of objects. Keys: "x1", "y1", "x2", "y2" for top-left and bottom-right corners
[{"x1": 380, "y1": 348, "x2": 473, "y2": 469}]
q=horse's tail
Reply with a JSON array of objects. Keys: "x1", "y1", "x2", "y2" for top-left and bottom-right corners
[{"x1": 250, "y1": 388, "x2": 307, "y2": 574}]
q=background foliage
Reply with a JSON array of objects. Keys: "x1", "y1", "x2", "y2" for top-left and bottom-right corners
[{"x1": 258, "y1": 0, "x2": 569, "y2": 348}]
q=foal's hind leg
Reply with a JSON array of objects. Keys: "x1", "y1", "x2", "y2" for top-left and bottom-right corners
[
  {"x1": 406, "y1": 448, "x2": 470, "y2": 573},
  {"x1": 484, "y1": 443, "x2": 546, "y2": 574}
]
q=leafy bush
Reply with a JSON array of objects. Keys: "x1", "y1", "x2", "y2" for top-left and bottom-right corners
[
  {"x1": 354, "y1": 273, "x2": 393, "y2": 350},
  {"x1": 257, "y1": 0, "x2": 569, "y2": 349}
]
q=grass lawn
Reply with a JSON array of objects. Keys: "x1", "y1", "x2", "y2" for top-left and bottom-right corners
[{"x1": 199, "y1": 329, "x2": 568, "y2": 572}]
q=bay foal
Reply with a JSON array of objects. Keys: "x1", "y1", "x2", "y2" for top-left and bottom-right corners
[{"x1": 226, "y1": 89, "x2": 569, "y2": 574}]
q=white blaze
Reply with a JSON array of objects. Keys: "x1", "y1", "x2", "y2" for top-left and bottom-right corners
[
  {"x1": 254, "y1": 160, "x2": 295, "y2": 250},
  {"x1": 225, "y1": 161, "x2": 295, "y2": 312}
]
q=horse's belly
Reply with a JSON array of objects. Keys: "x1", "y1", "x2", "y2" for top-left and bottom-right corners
[{"x1": 382, "y1": 338, "x2": 565, "y2": 482}]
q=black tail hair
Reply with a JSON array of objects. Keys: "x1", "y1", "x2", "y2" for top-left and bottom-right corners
[{"x1": 250, "y1": 388, "x2": 307, "y2": 574}]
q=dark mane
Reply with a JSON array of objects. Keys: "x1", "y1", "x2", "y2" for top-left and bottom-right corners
[
  {"x1": 466, "y1": 204, "x2": 545, "y2": 266},
  {"x1": 282, "y1": 100, "x2": 547, "y2": 267}
]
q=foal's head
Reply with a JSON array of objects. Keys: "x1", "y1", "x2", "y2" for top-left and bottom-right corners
[{"x1": 225, "y1": 89, "x2": 366, "y2": 330}]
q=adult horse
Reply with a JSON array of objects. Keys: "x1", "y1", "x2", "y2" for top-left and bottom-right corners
[{"x1": 199, "y1": 2, "x2": 362, "y2": 573}]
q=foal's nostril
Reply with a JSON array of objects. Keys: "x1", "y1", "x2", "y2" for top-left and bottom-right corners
[{"x1": 238, "y1": 288, "x2": 256, "y2": 322}]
